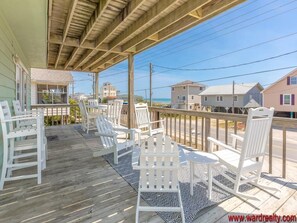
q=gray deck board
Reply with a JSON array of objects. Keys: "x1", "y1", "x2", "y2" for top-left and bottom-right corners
[{"x1": 0, "y1": 125, "x2": 295, "y2": 223}]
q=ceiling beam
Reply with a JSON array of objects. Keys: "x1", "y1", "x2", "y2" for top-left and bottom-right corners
[
  {"x1": 80, "y1": 0, "x2": 147, "y2": 70},
  {"x1": 87, "y1": 0, "x2": 180, "y2": 71},
  {"x1": 90, "y1": 0, "x2": 210, "y2": 71},
  {"x1": 136, "y1": 0, "x2": 243, "y2": 53},
  {"x1": 54, "y1": 0, "x2": 78, "y2": 68},
  {"x1": 47, "y1": 0, "x2": 53, "y2": 67},
  {"x1": 64, "y1": 0, "x2": 111, "y2": 69}
]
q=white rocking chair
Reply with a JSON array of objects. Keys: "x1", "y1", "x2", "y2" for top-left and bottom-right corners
[
  {"x1": 208, "y1": 107, "x2": 279, "y2": 201},
  {"x1": 134, "y1": 103, "x2": 164, "y2": 137},
  {"x1": 94, "y1": 115, "x2": 135, "y2": 164},
  {"x1": 0, "y1": 101, "x2": 44, "y2": 190},
  {"x1": 135, "y1": 134, "x2": 185, "y2": 223},
  {"x1": 78, "y1": 100, "x2": 96, "y2": 133},
  {"x1": 106, "y1": 99, "x2": 124, "y2": 127}
]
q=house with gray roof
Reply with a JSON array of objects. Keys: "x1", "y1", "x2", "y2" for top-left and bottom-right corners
[
  {"x1": 199, "y1": 83, "x2": 263, "y2": 113},
  {"x1": 171, "y1": 80, "x2": 206, "y2": 110}
]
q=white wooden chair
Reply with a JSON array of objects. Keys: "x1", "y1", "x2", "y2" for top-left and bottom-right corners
[
  {"x1": 94, "y1": 115, "x2": 135, "y2": 164},
  {"x1": 135, "y1": 134, "x2": 185, "y2": 223},
  {"x1": 78, "y1": 100, "x2": 97, "y2": 133},
  {"x1": 106, "y1": 99, "x2": 123, "y2": 127},
  {"x1": 88, "y1": 99, "x2": 98, "y2": 106},
  {"x1": 0, "y1": 101, "x2": 43, "y2": 190},
  {"x1": 208, "y1": 107, "x2": 279, "y2": 201},
  {"x1": 12, "y1": 100, "x2": 48, "y2": 167},
  {"x1": 134, "y1": 103, "x2": 164, "y2": 137}
]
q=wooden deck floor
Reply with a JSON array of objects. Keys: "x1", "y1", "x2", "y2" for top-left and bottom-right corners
[{"x1": 0, "y1": 125, "x2": 296, "y2": 223}]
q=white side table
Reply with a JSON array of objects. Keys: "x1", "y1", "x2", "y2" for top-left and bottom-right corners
[{"x1": 186, "y1": 151, "x2": 219, "y2": 199}]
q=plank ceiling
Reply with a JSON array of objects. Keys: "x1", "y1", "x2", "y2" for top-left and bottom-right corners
[{"x1": 47, "y1": 0, "x2": 245, "y2": 72}]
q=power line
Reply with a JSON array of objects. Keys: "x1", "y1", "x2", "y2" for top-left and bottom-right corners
[
  {"x1": 133, "y1": 66, "x2": 297, "y2": 92},
  {"x1": 153, "y1": 49, "x2": 297, "y2": 71}
]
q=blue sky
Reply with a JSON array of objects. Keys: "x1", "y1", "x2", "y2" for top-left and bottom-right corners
[{"x1": 72, "y1": 0, "x2": 297, "y2": 98}]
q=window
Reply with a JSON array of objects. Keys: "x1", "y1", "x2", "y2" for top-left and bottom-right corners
[
  {"x1": 16, "y1": 64, "x2": 29, "y2": 110},
  {"x1": 204, "y1": 96, "x2": 208, "y2": 101},
  {"x1": 283, "y1": 94, "x2": 291, "y2": 105},
  {"x1": 191, "y1": 96, "x2": 194, "y2": 100},
  {"x1": 37, "y1": 84, "x2": 68, "y2": 104},
  {"x1": 172, "y1": 87, "x2": 174, "y2": 91},
  {"x1": 291, "y1": 76, "x2": 297, "y2": 85},
  {"x1": 200, "y1": 87, "x2": 203, "y2": 90},
  {"x1": 183, "y1": 86, "x2": 185, "y2": 89},
  {"x1": 189, "y1": 105, "x2": 192, "y2": 109},
  {"x1": 177, "y1": 96, "x2": 179, "y2": 99},
  {"x1": 234, "y1": 96, "x2": 238, "y2": 101},
  {"x1": 182, "y1": 96, "x2": 186, "y2": 100},
  {"x1": 216, "y1": 96, "x2": 223, "y2": 101}
]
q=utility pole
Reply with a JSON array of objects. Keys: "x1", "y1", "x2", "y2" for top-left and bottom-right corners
[
  {"x1": 149, "y1": 63, "x2": 153, "y2": 106},
  {"x1": 72, "y1": 81, "x2": 74, "y2": 97},
  {"x1": 232, "y1": 81, "x2": 235, "y2": 113}
]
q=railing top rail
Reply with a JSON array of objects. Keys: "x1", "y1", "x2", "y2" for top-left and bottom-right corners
[
  {"x1": 31, "y1": 104, "x2": 79, "y2": 108},
  {"x1": 149, "y1": 107, "x2": 297, "y2": 128}
]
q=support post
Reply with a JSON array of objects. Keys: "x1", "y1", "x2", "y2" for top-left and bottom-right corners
[
  {"x1": 204, "y1": 118, "x2": 210, "y2": 152},
  {"x1": 128, "y1": 54, "x2": 135, "y2": 129},
  {"x1": 95, "y1": 72, "x2": 99, "y2": 100}
]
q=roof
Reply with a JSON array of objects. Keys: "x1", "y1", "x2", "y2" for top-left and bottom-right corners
[
  {"x1": 172, "y1": 80, "x2": 205, "y2": 87},
  {"x1": 31, "y1": 68, "x2": 73, "y2": 84},
  {"x1": 47, "y1": 0, "x2": 245, "y2": 72},
  {"x1": 199, "y1": 83, "x2": 263, "y2": 95},
  {"x1": 244, "y1": 98, "x2": 261, "y2": 108},
  {"x1": 262, "y1": 68, "x2": 297, "y2": 93}
]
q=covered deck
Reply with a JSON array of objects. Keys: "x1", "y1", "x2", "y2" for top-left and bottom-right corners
[{"x1": 0, "y1": 125, "x2": 296, "y2": 223}]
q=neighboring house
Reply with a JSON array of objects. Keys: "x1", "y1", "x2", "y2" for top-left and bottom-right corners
[
  {"x1": 101, "y1": 82, "x2": 117, "y2": 100},
  {"x1": 262, "y1": 68, "x2": 297, "y2": 118},
  {"x1": 200, "y1": 83, "x2": 263, "y2": 113},
  {"x1": 72, "y1": 92, "x2": 88, "y2": 101},
  {"x1": 31, "y1": 68, "x2": 73, "y2": 105},
  {"x1": 171, "y1": 80, "x2": 206, "y2": 110}
]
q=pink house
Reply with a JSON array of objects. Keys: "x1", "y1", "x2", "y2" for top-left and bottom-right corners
[{"x1": 262, "y1": 68, "x2": 297, "y2": 118}]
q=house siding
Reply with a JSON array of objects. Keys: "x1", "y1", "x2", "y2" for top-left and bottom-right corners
[
  {"x1": 0, "y1": 11, "x2": 31, "y2": 174},
  {"x1": 243, "y1": 86, "x2": 262, "y2": 106},
  {"x1": 263, "y1": 72, "x2": 297, "y2": 112},
  {"x1": 201, "y1": 95, "x2": 245, "y2": 108}
]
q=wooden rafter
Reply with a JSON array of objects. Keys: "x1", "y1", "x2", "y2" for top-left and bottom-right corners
[
  {"x1": 63, "y1": 0, "x2": 111, "y2": 69},
  {"x1": 80, "y1": 0, "x2": 148, "y2": 70},
  {"x1": 54, "y1": 0, "x2": 78, "y2": 68},
  {"x1": 47, "y1": 0, "x2": 53, "y2": 67},
  {"x1": 48, "y1": 0, "x2": 245, "y2": 71}
]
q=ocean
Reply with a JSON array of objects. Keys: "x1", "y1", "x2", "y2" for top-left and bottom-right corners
[{"x1": 144, "y1": 98, "x2": 171, "y2": 104}]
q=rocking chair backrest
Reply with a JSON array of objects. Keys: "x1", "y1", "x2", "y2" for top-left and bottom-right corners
[
  {"x1": 139, "y1": 134, "x2": 180, "y2": 191},
  {"x1": 12, "y1": 100, "x2": 22, "y2": 116},
  {"x1": 241, "y1": 107, "x2": 274, "y2": 160},
  {"x1": 78, "y1": 101, "x2": 87, "y2": 118},
  {"x1": 96, "y1": 115, "x2": 116, "y2": 149},
  {"x1": 107, "y1": 99, "x2": 123, "y2": 126},
  {"x1": 134, "y1": 103, "x2": 151, "y2": 129},
  {"x1": 88, "y1": 99, "x2": 98, "y2": 106}
]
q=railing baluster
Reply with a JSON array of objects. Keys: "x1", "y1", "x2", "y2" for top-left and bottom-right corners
[
  {"x1": 178, "y1": 115, "x2": 181, "y2": 143},
  {"x1": 234, "y1": 121, "x2": 237, "y2": 134},
  {"x1": 269, "y1": 127, "x2": 273, "y2": 174},
  {"x1": 189, "y1": 116, "x2": 192, "y2": 147},
  {"x1": 51, "y1": 107, "x2": 54, "y2": 125},
  {"x1": 170, "y1": 113, "x2": 172, "y2": 138},
  {"x1": 201, "y1": 117, "x2": 204, "y2": 151},
  {"x1": 282, "y1": 127, "x2": 286, "y2": 178},
  {"x1": 195, "y1": 116, "x2": 198, "y2": 149},
  {"x1": 216, "y1": 119, "x2": 219, "y2": 151},
  {"x1": 174, "y1": 115, "x2": 177, "y2": 141},
  {"x1": 184, "y1": 115, "x2": 186, "y2": 145},
  {"x1": 166, "y1": 115, "x2": 168, "y2": 135},
  {"x1": 225, "y1": 120, "x2": 228, "y2": 144},
  {"x1": 205, "y1": 118, "x2": 210, "y2": 152}
]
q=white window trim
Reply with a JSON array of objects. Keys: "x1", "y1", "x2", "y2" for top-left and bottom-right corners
[
  {"x1": 216, "y1": 96, "x2": 223, "y2": 102},
  {"x1": 234, "y1": 95, "x2": 238, "y2": 102},
  {"x1": 204, "y1": 96, "x2": 208, "y2": 101},
  {"x1": 283, "y1": 94, "x2": 291, "y2": 106}
]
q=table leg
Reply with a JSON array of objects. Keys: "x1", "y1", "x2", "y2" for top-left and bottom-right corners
[
  {"x1": 208, "y1": 164, "x2": 212, "y2": 200},
  {"x1": 190, "y1": 161, "x2": 194, "y2": 196}
]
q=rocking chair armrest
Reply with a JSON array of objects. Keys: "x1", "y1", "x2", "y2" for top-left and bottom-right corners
[
  {"x1": 95, "y1": 132, "x2": 117, "y2": 138},
  {"x1": 149, "y1": 119, "x2": 164, "y2": 125},
  {"x1": 2, "y1": 116, "x2": 39, "y2": 123},
  {"x1": 207, "y1": 137, "x2": 240, "y2": 154},
  {"x1": 230, "y1": 134, "x2": 244, "y2": 142}
]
